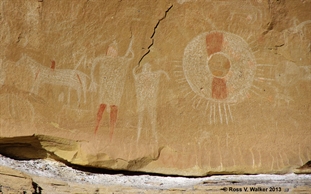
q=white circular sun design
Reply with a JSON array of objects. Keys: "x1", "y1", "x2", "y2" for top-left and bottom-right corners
[{"x1": 175, "y1": 31, "x2": 266, "y2": 124}]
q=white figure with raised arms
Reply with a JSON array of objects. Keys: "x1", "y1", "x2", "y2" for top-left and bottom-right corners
[{"x1": 133, "y1": 62, "x2": 169, "y2": 143}]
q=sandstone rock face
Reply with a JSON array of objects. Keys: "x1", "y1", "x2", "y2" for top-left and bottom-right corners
[
  {"x1": 0, "y1": 0, "x2": 310, "y2": 176},
  {"x1": 0, "y1": 165, "x2": 35, "y2": 193}
]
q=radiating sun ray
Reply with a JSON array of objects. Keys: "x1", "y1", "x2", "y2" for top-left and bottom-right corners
[
  {"x1": 249, "y1": 88, "x2": 261, "y2": 97},
  {"x1": 256, "y1": 64, "x2": 275, "y2": 67},
  {"x1": 218, "y1": 103, "x2": 223, "y2": 124},
  {"x1": 191, "y1": 94, "x2": 200, "y2": 108},
  {"x1": 227, "y1": 104, "x2": 233, "y2": 122},
  {"x1": 184, "y1": 90, "x2": 193, "y2": 98},
  {"x1": 172, "y1": 60, "x2": 182, "y2": 63},
  {"x1": 173, "y1": 71, "x2": 184, "y2": 77},
  {"x1": 209, "y1": 103, "x2": 213, "y2": 125},
  {"x1": 223, "y1": 103, "x2": 229, "y2": 125},
  {"x1": 213, "y1": 103, "x2": 216, "y2": 124},
  {"x1": 174, "y1": 65, "x2": 183, "y2": 69},
  {"x1": 248, "y1": 39, "x2": 258, "y2": 46},
  {"x1": 251, "y1": 84, "x2": 262, "y2": 91},
  {"x1": 192, "y1": 97, "x2": 203, "y2": 109},
  {"x1": 252, "y1": 49, "x2": 260, "y2": 54},
  {"x1": 179, "y1": 86, "x2": 190, "y2": 94},
  {"x1": 176, "y1": 78, "x2": 188, "y2": 84},
  {"x1": 205, "y1": 101, "x2": 210, "y2": 113},
  {"x1": 255, "y1": 64, "x2": 275, "y2": 78},
  {"x1": 255, "y1": 77, "x2": 275, "y2": 82}
]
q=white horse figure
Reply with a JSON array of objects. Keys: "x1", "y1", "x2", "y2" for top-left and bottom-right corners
[{"x1": 17, "y1": 54, "x2": 89, "y2": 104}]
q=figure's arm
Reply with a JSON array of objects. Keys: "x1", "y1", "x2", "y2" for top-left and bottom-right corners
[
  {"x1": 132, "y1": 65, "x2": 139, "y2": 79},
  {"x1": 90, "y1": 59, "x2": 97, "y2": 82},
  {"x1": 89, "y1": 59, "x2": 98, "y2": 92},
  {"x1": 124, "y1": 37, "x2": 134, "y2": 59},
  {"x1": 128, "y1": 49, "x2": 134, "y2": 60}
]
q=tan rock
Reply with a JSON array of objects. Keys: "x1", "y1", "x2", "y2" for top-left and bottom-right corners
[
  {"x1": 0, "y1": 165, "x2": 34, "y2": 193},
  {"x1": 0, "y1": 0, "x2": 310, "y2": 176}
]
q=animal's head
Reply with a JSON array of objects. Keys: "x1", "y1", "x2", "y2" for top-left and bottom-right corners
[{"x1": 106, "y1": 41, "x2": 118, "y2": 57}]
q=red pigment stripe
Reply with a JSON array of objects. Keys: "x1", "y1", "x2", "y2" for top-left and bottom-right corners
[
  {"x1": 76, "y1": 74, "x2": 82, "y2": 85},
  {"x1": 212, "y1": 77, "x2": 228, "y2": 100},
  {"x1": 94, "y1": 104, "x2": 106, "y2": 134},
  {"x1": 51, "y1": 60, "x2": 55, "y2": 70},
  {"x1": 35, "y1": 69, "x2": 40, "y2": 81},
  {"x1": 206, "y1": 32, "x2": 224, "y2": 56}
]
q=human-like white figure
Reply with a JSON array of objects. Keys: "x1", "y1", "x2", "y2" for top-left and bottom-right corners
[
  {"x1": 274, "y1": 61, "x2": 311, "y2": 106},
  {"x1": 133, "y1": 63, "x2": 169, "y2": 143},
  {"x1": 91, "y1": 39, "x2": 134, "y2": 141}
]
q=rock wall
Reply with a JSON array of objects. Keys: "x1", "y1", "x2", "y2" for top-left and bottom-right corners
[
  {"x1": 1, "y1": 155, "x2": 311, "y2": 193},
  {"x1": 0, "y1": 0, "x2": 310, "y2": 176}
]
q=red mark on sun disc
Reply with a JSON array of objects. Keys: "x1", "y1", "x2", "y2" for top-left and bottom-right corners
[
  {"x1": 212, "y1": 77, "x2": 228, "y2": 100},
  {"x1": 206, "y1": 32, "x2": 224, "y2": 56}
]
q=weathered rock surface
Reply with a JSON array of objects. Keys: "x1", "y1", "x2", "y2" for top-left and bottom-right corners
[
  {"x1": 0, "y1": 0, "x2": 310, "y2": 176},
  {"x1": 0, "y1": 165, "x2": 35, "y2": 193},
  {"x1": 0, "y1": 155, "x2": 311, "y2": 193}
]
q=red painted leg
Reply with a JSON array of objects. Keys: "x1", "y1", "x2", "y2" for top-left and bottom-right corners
[
  {"x1": 94, "y1": 103, "x2": 106, "y2": 134},
  {"x1": 109, "y1": 105, "x2": 118, "y2": 141}
]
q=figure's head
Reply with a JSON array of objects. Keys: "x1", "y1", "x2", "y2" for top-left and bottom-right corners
[
  {"x1": 106, "y1": 41, "x2": 118, "y2": 57},
  {"x1": 142, "y1": 63, "x2": 151, "y2": 72}
]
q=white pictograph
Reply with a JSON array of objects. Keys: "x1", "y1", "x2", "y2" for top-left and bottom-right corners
[
  {"x1": 22, "y1": 1, "x2": 42, "y2": 48},
  {"x1": 25, "y1": 1, "x2": 40, "y2": 26},
  {"x1": 92, "y1": 38, "x2": 134, "y2": 141},
  {"x1": 176, "y1": 0, "x2": 195, "y2": 4},
  {"x1": 133, "y1": 63, "x2": 169, "y2": 143},
  {"x1": 16, "y1": 54, "x2": 89, "y2": 104},
  {"x1": 275, "y1": 61, "x2": 302, "y2": 87},
  {"x1": 284, "y1": 19, "x2": 311, "y2": 44},
  {"x1": 272, "y1": 19, "x2": 311, "y2": 106},
  {"x1": 177, "y1": 31, "x2": 257, "y2": 124},
  {"x1": 300, "y1": 65, "x2": 311, "y2": 81},
  {"x1": 274, "y1": 60, "x2": 311, "y2": 106}
]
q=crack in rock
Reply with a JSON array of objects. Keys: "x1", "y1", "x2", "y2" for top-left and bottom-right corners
[{"x1": 138, "y1": 4, "x2": 173, "y2": 65}]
